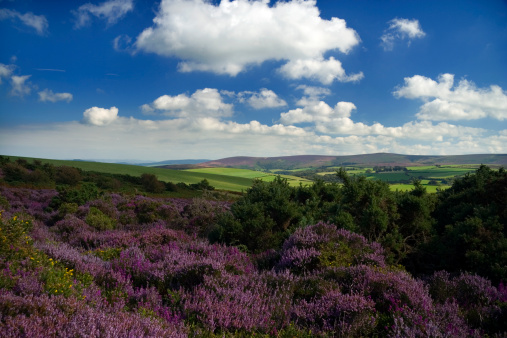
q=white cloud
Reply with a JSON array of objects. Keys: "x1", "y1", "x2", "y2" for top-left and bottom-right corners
[
  {"x1": 140, "y1": 103, "x2": 155, "y2": 114},
  {"x1": 279, "y1": 95, "x2": 486, "y2": 142},
  {"x1": 113, "y1": 34, "x2": 133, "y2": 52},
  {"x1": 381, "y1": 18, "x2": 425, "y2": 51},
  {"x1": 135, "y1": 0, "x2": 360, "y2": 81},
  {"x1": 0, "y1": 63, "x2": 14, "y2": 84},
  {"x1": 296, "y1": 85, "x2": 331, "y2": 101},
  {"x1": 38, "y1": 89, "x2": 73, "y2": 103},
  {"x1": 73, "y1": 0, "x2": 134, "y2": 28},
  {"x1": 280, "y1": 100, "x2": 356, "y2": 125},
  {"x1": 394, "y1": 74, "x2": 507, "y2": 120},
  {"x1": 146, "y1": 88, "x2": 233, "y2": 118},
  {"x1": 10, "y1": 75, "x2": 32, "y2": 96},
  {"x1": 1, "y1": 115, "x2": 503, "y2": 161},
  {"x1": 82, "y1": 106, "x2": 119, "y2": 126},
  {"x1": 238, "y1": 89, "x2": 287, "y2": 109},
  {"x1": 279, "y1": 57, "x2": 364, "y2": 84},
  {"x1": 0, "y1": 8, "x2": 48, "y2": 35}
]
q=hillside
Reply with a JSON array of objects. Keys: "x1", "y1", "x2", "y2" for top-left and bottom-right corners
[{"x1": 164, "y1": 153, "x2": 507, "y2": 170}]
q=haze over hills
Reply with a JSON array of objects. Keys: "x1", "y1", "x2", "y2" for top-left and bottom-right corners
[{"x1": 158, "y1": 153, "x2": 507, "y2": 170}]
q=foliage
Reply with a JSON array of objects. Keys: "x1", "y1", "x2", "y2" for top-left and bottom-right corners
[
  {"x1": 210, "y1": 176, "x2": 301, "y2": 253},
  {"x1": 428, "y1": 165, "x2": 507, "y2": 283},
  {"x1": 0, "y1": 164, "x2": 506, "y2": 336},
  {"x1": 141, "y1": 173, "x2": 166, "y2": 193},
  {"x1": 86, "y1": 207, "x2": 116, "y2": 231}
]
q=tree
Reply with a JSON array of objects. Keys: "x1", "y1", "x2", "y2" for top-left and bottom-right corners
[
  {"x1": 55, "y1": 166, "x2": 82, "y2": 185},
  {"x1": 190, "y1": 179, "x2": 214, "y2": 191},
  {"x1": 141, "y1": 173, "x2": 165, "y2": 193},
  {"x1": 429, "y1": 165, "x2": 507, "y2": 282},
  {"x1": 210, "y1": 176, "x2": 301, "y2": 253}
]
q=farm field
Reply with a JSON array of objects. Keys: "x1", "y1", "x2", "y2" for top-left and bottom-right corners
[
  {"x1": 390, "y1": 183, "x2": 443, "y2": 193},
  {"x1": 2, "y1": 156, "x2": 492, "y2": 193},
  {"x1": 185, "y1": 167, "x2": 312, "y2": 186}
]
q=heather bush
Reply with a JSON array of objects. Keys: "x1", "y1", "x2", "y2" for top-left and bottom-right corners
[
  {"x1": 426, "y1": 270, "x2": 507, "y2": 334},
  {"x1": 51, "y1": 215, "x2": 94, "y2": 240},
  {"x1": 292, "y1": 290, "x2": 377, "y2": 336},
  {"x1": 0, "y1": 293, "x2": 187, "y2": 337},
  {"x1": 1, "y1": 181, "x2": 506, "y2": 336},
  {"x1": 89, "y1": 197, "x2": 119, "y2": 220},
  {"x1": 181, "y1": 197, "x2": 228, "y2": 236},
  {"x1": 276, "y1": 222, "x2": 386, "y2": 274},
  {"x1": 182, "y1": 272, "x2": 292, "y2": 334}
]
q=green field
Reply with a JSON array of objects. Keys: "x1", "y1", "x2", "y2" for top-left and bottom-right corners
[
  {"x1": 6, "y1": 156, "x2": 255, "y2": 192},
  {"x1": 186, "y1": 168, "x2": 269, "y2": 179},
  {"x1": 4, "y1": 155, "x2": 489, "y2": 193},
  {"x1": 186, "y1": 168, "x2": 312, "y2": 187},
  {"x1": 389, "y1": 184, "x2": 447, "y2": 193}
]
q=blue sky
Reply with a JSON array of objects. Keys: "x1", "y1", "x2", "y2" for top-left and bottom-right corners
[{"x1": 0, "y1": 0, "x2": 506, "y2": 161}]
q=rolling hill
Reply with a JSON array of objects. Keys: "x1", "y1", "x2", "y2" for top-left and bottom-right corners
[{"x1": 162, "y1": 153, "x2": 507, "y2": 170}]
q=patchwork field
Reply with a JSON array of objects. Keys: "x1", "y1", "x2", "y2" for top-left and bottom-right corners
[{"x1": 4, "y1": 155, "x2": 496, "y2": 193}]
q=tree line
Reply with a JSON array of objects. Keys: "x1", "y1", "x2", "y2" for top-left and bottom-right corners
[
  {"x1": 0, "y1": 156, "x2": 213, "y2": 195},
  {"x1": 210, "y1": 165, "x2": 507, "y2": 283}
]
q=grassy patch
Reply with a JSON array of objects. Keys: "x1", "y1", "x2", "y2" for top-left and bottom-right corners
[{"x1": 390, "y1": 184, "x2": 448, "y2": 193}]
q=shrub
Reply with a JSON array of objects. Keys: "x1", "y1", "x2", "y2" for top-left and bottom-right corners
[
  {"x1": 141, "y1": 173, "x2": 165, "y2": 193},
  {"x1": 276, "y1": 222, "x2": 386, "y2": 274},
  {"x1": 86, "y1": 207, "x2": 116, "y2": 231},
  {"x1": 55, "y1": 166, "x2": 82, "y2": 186}
]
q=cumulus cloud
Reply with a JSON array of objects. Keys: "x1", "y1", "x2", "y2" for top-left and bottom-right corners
[
  {"x1": 279, "y1": 94, "x2": 486, "y2": 142},
  {"x1": 296, "y1": 85, "x2": 331, "y2": 101},
  {"x1": 0, "y1": 63, "x2": 14, "y2": 84},
  {"x1": 144, "y1": 88, "x2": 233, "y2": 118},
  {"x1": 1, "y1": 114, "x2": 502, "y2": 161},
  {"x1": 73, "y1": 0, "x2": 134, "y2": 28},
  {"x1": 279, "y1": 57, "x2": 364, "y2": 84},
  {"x1": 394, "y1": 74, "x2": 507, "y2": 120},
  {"x1": 280, "y1": 100, "x2": 356, "y2": 125},
  {"x1": 238, "y1": 89, "x2": 287, "y2": 109},
  {"x1": 82, "y1": 106, "x2": 119, "y2": 126},
  {"x1": 381, "y1": 18, "x2": 425, "y2": 51},
  {"x1": 0, "y1": 8, "x2": 48, "y2": 35},
  {"x1": 10, "y1": 75, "x2": 32, "y2": 96},
  {"x1": 135, "y1": 0, "x2": 361, "y2": 82},
  {"x1": 38, "y1": 89, "x2": 73, "y2": 103}
]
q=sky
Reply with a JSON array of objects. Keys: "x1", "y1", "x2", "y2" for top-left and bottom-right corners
[{"x1": 0, "y1": 0, "x2": 506, "y2": 162}]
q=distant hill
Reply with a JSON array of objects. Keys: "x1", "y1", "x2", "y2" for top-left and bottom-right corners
[
  {"x1": 160, "y1": 153, "x2": 507, "y2": 170},
  {"x1": 137, "y1": 159, "x2": 209, "y2": 167}
]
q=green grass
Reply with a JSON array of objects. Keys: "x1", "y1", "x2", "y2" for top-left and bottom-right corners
[
  {"x1": 6, "y1": 156, "x2": 255, "y2": 192},
  {"x1": 365, "y1": 172, "x2": 412, "y2": 182},
  {"x1": 260, "y1": 174, "x2": 313, "y2": 186},
  {"x1": 186, "y1": 168, "x2": 312, "y2": 187},
  {"x1": 390, "y1": 184, "x2": 448, "y2": 193},
  {"x1": 185, "y1": 168, "x2": 270, "y2": 179}
]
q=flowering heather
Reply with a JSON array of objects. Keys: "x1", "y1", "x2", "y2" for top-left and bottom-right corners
[
  {"x1": 1, "y1": 186, "x2": 506, "y2": 336},
  {"x1": 276, "y1": 222, "x2": 386, "y2": 273},
  {"x1": 182, "y1": 272, "x2": 292, "y2": 334},
  {"x1": 0, "y1": 293, "x2": 187, "y2": 337},
  {"x1": 291, "y1": 290, "x2": 377, "y2": 336}
]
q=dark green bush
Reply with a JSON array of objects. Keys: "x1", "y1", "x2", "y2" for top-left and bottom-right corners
[{"x1": 86, "y1": 206, "x2": 116, "y2": 231}]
